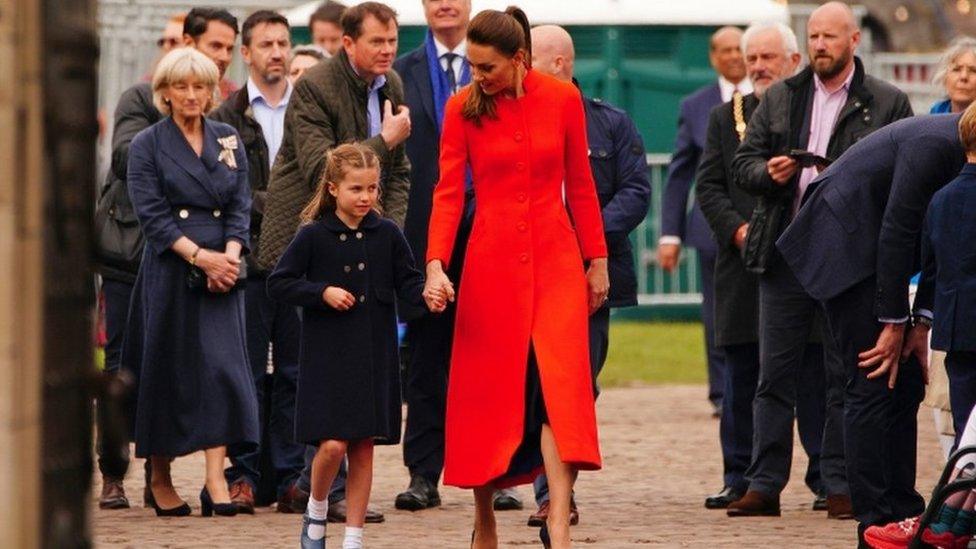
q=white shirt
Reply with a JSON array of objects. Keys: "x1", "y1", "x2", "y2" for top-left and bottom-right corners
[
  {"x1": 718, "y1": 76, "x2": 753, "y2": 103},
  {"x1": 434, "y1": 37, "x2": 466, "y2": 86},
  {"x1": 246, "y1": 78, "x2": 292, "y2": 170}
]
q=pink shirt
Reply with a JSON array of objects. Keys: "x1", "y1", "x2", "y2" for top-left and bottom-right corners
[{"x1": 795, "y1": 67, "x2": 855, "y2": 213}]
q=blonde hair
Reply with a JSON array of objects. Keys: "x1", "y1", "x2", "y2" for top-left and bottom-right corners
[
  {"x1": 151, "y1": 47, "x2": 220, "y2": 116},
  {"x1": 959, "y1": 101, "x2": 976, "y2": 153},
  {"x1": 300, "y1": 143, "x2": 382, "y2": 224}
]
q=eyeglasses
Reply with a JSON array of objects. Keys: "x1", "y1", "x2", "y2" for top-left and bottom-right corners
[{"x1": 157, "y1": 37, "x2": 180, "y2": 49}]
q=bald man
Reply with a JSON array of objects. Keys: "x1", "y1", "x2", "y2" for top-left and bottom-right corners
[
  {"x1": 659, "y1": 26, "x2": 752, "y2": 420},
  {"x1": 529, "y1": 24, "x2": 650, "y2": 527},
  {"x1": 728, "y1": 1, "x2": 912, "y2": 520}
]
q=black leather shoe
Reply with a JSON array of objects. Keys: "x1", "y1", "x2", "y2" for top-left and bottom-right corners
[
  {"x1": 493, "y1": 488, "x2": 523, "y2": 511},
  {"x1": 704, "y1": 486, "x2": 744, "y2": 509},
  {"x1": 394, "y1": 476, "x2": 441, "y2": 511}
]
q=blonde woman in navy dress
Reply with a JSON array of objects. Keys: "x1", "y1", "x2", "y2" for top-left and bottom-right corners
[{"x1": 123, "y1": 47, "x2": 258, "y2": 518}]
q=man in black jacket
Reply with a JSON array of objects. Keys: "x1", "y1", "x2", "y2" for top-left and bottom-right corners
[
  {"x1": 728, "y1": 1, "x2": 913, "y2": 518},
  {"x1": 696, "y1": 21, "x2": 826, "y2": 512}
]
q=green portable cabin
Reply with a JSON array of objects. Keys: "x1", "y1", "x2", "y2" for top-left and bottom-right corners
[{"x1": 283, "y1": 0, "x2": 789, "y2": 318}]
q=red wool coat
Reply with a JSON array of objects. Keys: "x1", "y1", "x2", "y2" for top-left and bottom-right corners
[{"x1": 427, "y1": 70, "x2": 608, "y2": 488}]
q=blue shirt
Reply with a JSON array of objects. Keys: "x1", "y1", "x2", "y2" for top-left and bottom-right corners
[
  {"x1": 246, "y1": 78, "x2": 292, "y2": 170},
  {"x1": 349, "y1": 61, "x2": 386, "y2": 138}
]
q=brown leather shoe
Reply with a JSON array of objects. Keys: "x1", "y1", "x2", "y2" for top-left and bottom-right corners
[
  {"x1": 826, "y1": 494, "x2": 854, "y2": 520},
  {"x1": 276, "y1": 482, "x2": 309, "y2": 514},
  {"x1": 99, "y1": 478, "x2": 130, "y2": 510},
  {"x1": 228, "y1": 479, "x2": 255, "y2": 515},
  {"x1": 526, "y1": 500, "x2": 580, "y2": 527},
  {"x1": 726, "y1": 490, "x2": 781, "y2": 517}
]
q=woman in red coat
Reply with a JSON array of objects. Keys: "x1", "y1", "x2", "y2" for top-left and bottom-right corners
[{"x1": 424, "y1": 7, "x2": 609, "y2": 548}]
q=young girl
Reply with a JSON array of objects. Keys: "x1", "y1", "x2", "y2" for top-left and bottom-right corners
[{"x1": 267, "y1": 144, "x2": 445, "y2": 549}]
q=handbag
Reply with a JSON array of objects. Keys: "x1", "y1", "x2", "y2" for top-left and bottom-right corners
[{"x1": 94, "y1": 177, "x2": 145, "y2": 273}]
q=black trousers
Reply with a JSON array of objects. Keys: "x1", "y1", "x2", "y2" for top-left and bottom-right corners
[
  {"x1": 946, "y1": 351, "x2": 976, "y2": 447},
  {"x1": 699, "y1": 246, "x2": 727, "y2": 407},
  {"x1": 720, "y1": 342, "x2": 825, "y2": 493},
  {"x1": 97, "y1": 278, "x2": 134, "y2": 479},
  {"x1": 748, "y1": 252, "x2": 846, "y2": 497},
  {"x1": 823, "y1": 275, "x2": 925, "y2": 526},
  {"x1": 402, "y1": 305, "x2": 457, "y2": 483}
]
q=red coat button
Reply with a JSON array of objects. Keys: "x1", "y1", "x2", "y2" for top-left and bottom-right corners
[
  {"x1": 519, "y1": 253, "x2": 529, "y2": 263},
  {"x1": 514, "y1": 132, "x2": 523, "y2": 141},
  {"x1": 517, "y1": 221, "x2": 527, "y2": 232},
  {"x1": 516, "y1": 193, "x2": 527, "y2": 203},
  {"x1": 516, "y1": 162, "x2": 525, "y2": 171}
]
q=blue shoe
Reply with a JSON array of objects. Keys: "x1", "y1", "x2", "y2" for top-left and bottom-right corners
[{"x1": 300, "y1": 512, "x2": 327, "y2": 549}]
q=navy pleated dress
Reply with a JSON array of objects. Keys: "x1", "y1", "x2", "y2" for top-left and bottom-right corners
[
  {"x1": 267, "y1": 210, "x2": 425, "y2": 445},
  {"x1": 122, "y1": 117, "x2": 259, "y2": 458}
]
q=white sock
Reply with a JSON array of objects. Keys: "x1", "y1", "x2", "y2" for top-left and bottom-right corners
[
  {"x1": 306, "y1": 496, "x2": 328, "y2": 540},
  {"x1": 342, "y1": 526, "x2": 364, "y2": 549}
]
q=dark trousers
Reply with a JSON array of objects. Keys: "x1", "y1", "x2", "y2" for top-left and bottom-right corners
[
  {"x1": 297, "y1": 446, "x2": 347, "y2": 504},
  {"x1": 721, "y1": 342, "x2": 827, "y2": 493},
  {"x1": 946, "y1": 351, "x2": 976, "y2": 447},
  {"x1": 748, "y1": 253, "x2": 846, "y2": 497},
  {"x1": 533, "y1": 306, "x2": 611, "y2": 505},
  {"x1": 97, "y1": 278, "x2": 133, "y2": 478},
  {"x1": 225, "y1": 275, "x2": 305, "y2": 497},
  {"x1": 402, "y1": 304, "x2": 457, "y2": 484},
  {"x1": 823, "y1": 276, "x2": 925, "y2": 526},
  {"x1": 699, "y1": 247, "x2": 727, "y2": 407}
]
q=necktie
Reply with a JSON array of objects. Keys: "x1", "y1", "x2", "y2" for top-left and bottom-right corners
[{"x1": 442, "y1": 52, "x2": 458, "y2": 94}]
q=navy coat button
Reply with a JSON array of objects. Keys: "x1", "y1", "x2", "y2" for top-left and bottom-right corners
[
  {"x1": 340, "y1": 234, "x2": 347, "y2": 241},
  {"x1": 356, "y1": 232, "x2": 363, "y2": 239},
  {"x1": 359, "y1": 295, "x2": 365, "y2": 303},
  {"x1": 213, "y1": 209, "x2": 221, "y2": 218},
  {"x1": 358, "y1": 263, "x2": 365, "y2": 270},
  {"x1": 344, "y1": 265, "x2": 351, "y2": 273},
  {"x1": 178, "y1": 209, "x2": 189, "y2": 219}
]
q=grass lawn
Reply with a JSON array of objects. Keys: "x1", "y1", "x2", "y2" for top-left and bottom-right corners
[{"x1": 600, "y1": 321, "x2": 707, "y2": 387}]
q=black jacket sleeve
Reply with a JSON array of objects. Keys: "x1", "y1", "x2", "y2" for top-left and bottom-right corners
[
  {"x1": 697, "y1": 106, "x2": 747, "y2": 248},
  {"x1": 390, "y1": 224, "x2": 426, "y2": 308},
  {"x1": 601, "y1": 112, "x2": 651, "y2": 241},
  {"x1": 267, "y1": 226, "x2": 330, "y2": 309}
]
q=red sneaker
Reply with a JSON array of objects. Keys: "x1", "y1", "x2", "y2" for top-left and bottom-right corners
[
  {"x1": 921, "y1": 528, "x2": 960, "y2": 549},
  {"x1": 864, "y1": 517, "x2": 920, "y2": 549}
]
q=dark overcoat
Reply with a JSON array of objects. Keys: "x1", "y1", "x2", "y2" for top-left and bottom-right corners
[
  {"x1": 695, "y1": 93, "x2": 760, "y2": 346},
  {"x1": 267, "y1": 210, "x2": 425, "y2": 444},
  {"x1": 122, "y1": 116, "x2": 259, "y2": 458}
]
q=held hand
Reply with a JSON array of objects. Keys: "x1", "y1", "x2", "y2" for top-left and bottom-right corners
[
  {"x1": 323, "y1": 286, "x2": 356, "y2": 311},
  {"x1": 586, "y1": 258, "x2": 610, "y2": 315},
  {"x1": 858, "y1": 322, "x2": 906, "y2": 389},
  {"x1": 901, "y1": 324, "x2": 931, "y2": 385},
  {"x1": 424, "y1": 286, "x2": 448, "y2": 313},
  {"x1": 380, "y1": 100, "x2": 411, "y2": 149},
  {"x1": 657, "y1": 243, "x2": 680, "y2": 272},
  {"x1": 424, "y1": 261, "x2": 455, "y2": 312},
  {"x1": 196, "y1": 249, "x2": 240, "y2": 289},
  {"x1": 733, "y1": 223, "x2": 749, "y2": 250},
  {"x1": 767, "y1": 156, "x2": 799, "y2": 185}
]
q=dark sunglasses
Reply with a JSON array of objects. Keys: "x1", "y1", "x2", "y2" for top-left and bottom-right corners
[{"x1": 157, "y1": 37, "x2": 180, "y2": 48}]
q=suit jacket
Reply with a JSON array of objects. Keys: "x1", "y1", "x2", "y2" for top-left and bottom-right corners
[
  {"x1": 583, "y1": 95, "x2": 651, "y2": 307},
  {"x1": 776, "y1": 114, "x2": 966, "y2": 321},
  {"x1": 733, "y1": 57, "x2": 914, "y2": 273},
  {"x1": 258, "y1": 49, "x2": 410, "y2": 270},
  {"x1": 919, "y1": 163, "x2": 976, "y2": 351},
  {"x1": 695, "y1": 93, "x2": 760, "y2": 345},
  {"x1": 661, "y1": 82, "x2": 721, "y2": 252},
  {"x1": 209, "y1": 86, "x2": 272, "y2": 274}
]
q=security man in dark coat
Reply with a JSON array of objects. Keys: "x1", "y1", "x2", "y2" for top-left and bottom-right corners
[
  {"x1": 729, "y1": 2, "x2": 913, "y2": 518},
  {"x1": 527, "y1": 24, "x2": 651, "y2": 527},
  {"x1": 391, "y1": 0, "x2": 474, "y2": 512},
  {"x1": 777, "y1": 112, "x2": 968, "y2": 534},
  {"x1": 695, "y1": 22, "x2": 825, "y2": 511}
]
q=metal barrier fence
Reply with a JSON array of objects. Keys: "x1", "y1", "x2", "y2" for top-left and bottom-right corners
[{"x1": 637, "y1": 154, "x2": 702, "y2": 307}]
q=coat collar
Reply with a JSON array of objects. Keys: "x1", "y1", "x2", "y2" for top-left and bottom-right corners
[
  {"x1": 408, "y1": 48, "x2": 437, "y2": 127},
  {"x1": 160, "y1": 116, "x2": 224, "y2": 203},
  {"x1": 337, "y1": 49, "x2": 388, "y2": 98},
  {"x1": 961, "y1": 163, "x2": 976, "y2": 177},
  {"x1": 785, "y1": 56, "x2": 871, "y2": 104},
  {"x1": 320, "y1": 209, "x2": 382, "y2": 233}
]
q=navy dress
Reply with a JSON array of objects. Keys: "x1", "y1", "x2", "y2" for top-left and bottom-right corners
[
  {"x1": 122, "y1": 116, "x2": 259, "y2": 458},
  {"x1": 267, "y1": 210, "x2": 425, "y2": 445}
]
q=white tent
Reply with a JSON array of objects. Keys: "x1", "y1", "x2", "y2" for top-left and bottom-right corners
[{"x1": 283, "y1": 0, "x2": 789, "y2": 28}]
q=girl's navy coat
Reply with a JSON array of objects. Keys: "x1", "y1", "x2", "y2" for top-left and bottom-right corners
[
  {"x1": 122, "y1": 116, "x2": 259, "y2": 458},
  {"x1": 268, "y1": 210, "x2": 425, "y2": 444}
]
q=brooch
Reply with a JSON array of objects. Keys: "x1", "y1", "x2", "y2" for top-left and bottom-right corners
[{"x1": 217, "y1": 135, "x2": 238, "y2": 169}]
